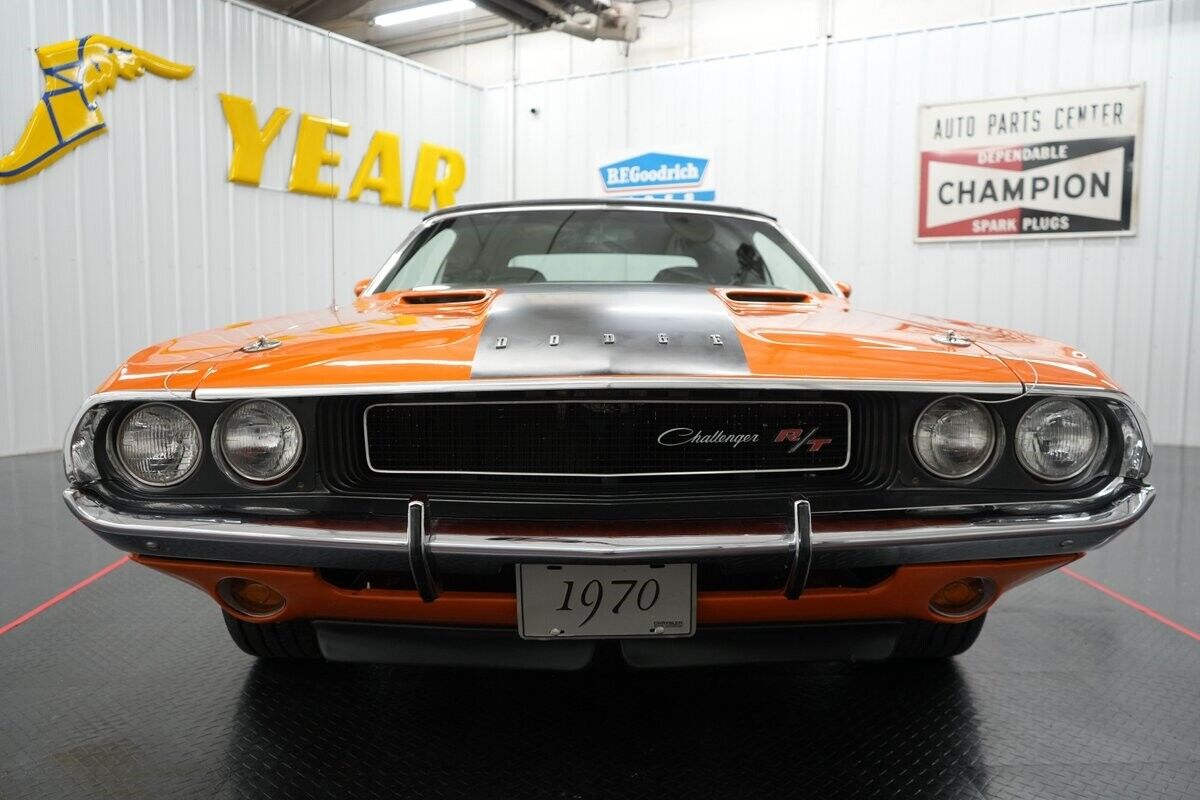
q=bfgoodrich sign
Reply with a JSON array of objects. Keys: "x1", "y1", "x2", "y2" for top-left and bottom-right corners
[
  {"x1": 917, "y1": 85, "x2": 1142, "y2": 240},
  {"x1": 597, "y1": 150, "x2": 715, "y2": 201}
]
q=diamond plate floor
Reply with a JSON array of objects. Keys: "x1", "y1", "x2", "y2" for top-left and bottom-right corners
[{"x1": 0, "y1": 449, "x2": 1197, "y2": 799}]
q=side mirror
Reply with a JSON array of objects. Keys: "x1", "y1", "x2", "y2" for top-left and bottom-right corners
[
  {"x1": 354, "y1": 278, "x2": 372, "y2": 297},
  {"x1": 835, "y1": 281, "x2": 852, "y2": 300}
]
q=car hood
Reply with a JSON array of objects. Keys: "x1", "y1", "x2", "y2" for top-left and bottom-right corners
[{"x1": 100, "y1": 284, "x2": 1116, "y2": 395}]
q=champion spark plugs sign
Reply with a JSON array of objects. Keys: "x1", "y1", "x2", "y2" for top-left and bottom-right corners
[{"x1": 917, "y1": 85, "x2": 1142, "y2": 240}]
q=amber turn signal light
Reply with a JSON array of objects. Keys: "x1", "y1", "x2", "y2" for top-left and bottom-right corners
[
  {"x1": 929, "y1": 577, "x2": 995, "y2": 618},
  {"x1": 217, "y1": 577, "x2": 287, "y2": 617}
]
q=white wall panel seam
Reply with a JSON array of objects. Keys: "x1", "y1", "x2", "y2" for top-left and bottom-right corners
[
  {"x1": 1173, "y1": 0, "x2": 1200, "y2": 442},
  {"x1": 169, "y1": 0, "x2": 184, "y2": 337},
  {"x1": 810, "y1": 35, "x2": 829, "y2": 255},
  {"x1": 69, "y1": 0, "x2": 87, "y2": 410},
  {"x1": 1072, "y1": 10, "x2": 1096, "y2": 350},
  {"x1": 223, "y1": 1, "x2": 237, "y2": 326},
  {"x1": 1183, "y1": 119, "x2": 1200, "y2": 443},
  {"x1": 0, "y1": 110, "x2": 13, "y2": 453},
  {"x1": 325, "y1": 31, "x2": 336, "y2": 308},
  {"x1": 252, "y1": 11, "x2": 263, "y2": 319},
  {"x1": 103, "y1": 0, "x2": 121, "y2": 383},
  {"x1": 29, "y1": 0, "x2": 54, "y2": 449},
  {"x1": 198, "y1": 0, "x2": 213, "y2": 331},
  {"x1": 137, "y1": 0, "x2": 151, "y2": 347},
  {"x1": 1138, "y1": 0, "x2": 1174, "y2": 435},
  {"x1": 276, "y1": 20, "x2": 287, "y2": 319},
  {"x1": 1103, "y1": 3, "x2": 1135, "y2": 377}
]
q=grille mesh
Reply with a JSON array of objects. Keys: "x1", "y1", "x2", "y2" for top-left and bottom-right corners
[
  {"x1": 318, "y1": 390, "x2": 895, "y2": 509},
  {"x1": 364, "y1": 401, "x2": 851, "y2": 476}
]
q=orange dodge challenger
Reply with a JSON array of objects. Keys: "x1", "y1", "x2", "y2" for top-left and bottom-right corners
[{"x1": 63, "y1": 200, "x2": 1154, "y2": 668}]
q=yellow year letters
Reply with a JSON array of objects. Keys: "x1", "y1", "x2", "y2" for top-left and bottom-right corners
[{"x1": 218, "y1": 93, "x2": 466, "y2": 210}]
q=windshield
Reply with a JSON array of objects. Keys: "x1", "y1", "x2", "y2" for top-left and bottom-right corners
[{"x1": 374, "y1": 208, "x2": 829, "y2": 293}]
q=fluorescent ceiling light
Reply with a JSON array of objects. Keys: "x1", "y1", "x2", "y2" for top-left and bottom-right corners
[{"x1": 372, "y1": 0, "x2": 476, "y2": 27}]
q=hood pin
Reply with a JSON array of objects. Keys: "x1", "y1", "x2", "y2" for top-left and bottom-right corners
[
  {"x1": 932, "y1": 330, "x2": 973, "y2": 347},
  {"x1": 241, "y1": 336, "x2": 282, "y2": 353}
]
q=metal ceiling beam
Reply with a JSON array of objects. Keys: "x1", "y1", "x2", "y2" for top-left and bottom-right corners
[
  {"x1": 289, "y1": 0, "x2": 374, "y2": 24},
  {"x1": 473, "y1": 0, "x2": 566, "y2": 29}
]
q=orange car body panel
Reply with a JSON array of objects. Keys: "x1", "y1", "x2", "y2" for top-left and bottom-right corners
[
  {"x1": 99, "y1": 276, "x2": 1112, "y2": 628},
  {"x1": 134, "y1": 553, "x2": 1078, "y2": 627},
  {"x1": 95, "y1": 288, "x2": 1119, "y2": 395}
]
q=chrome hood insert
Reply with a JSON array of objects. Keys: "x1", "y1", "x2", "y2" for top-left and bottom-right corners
[{"x1": 470, "y1": 284, "x2": 751, "y2": 378}]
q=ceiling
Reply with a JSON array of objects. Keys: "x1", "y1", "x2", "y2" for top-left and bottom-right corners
[{"x1": 247, "y1": 0, "x2": 535, "y2": 56}]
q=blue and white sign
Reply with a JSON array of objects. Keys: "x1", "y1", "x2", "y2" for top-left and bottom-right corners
[{"x1": 596, "y1": 149, "x2": 716, "y2": 201}]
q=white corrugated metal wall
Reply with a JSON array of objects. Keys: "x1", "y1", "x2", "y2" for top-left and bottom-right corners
[
  {"x1": 0, "y1": 0, "x2": 481, "y2": 456},
  {"x1": 482, "y1": 0, "x2": 1200, "y2": 446},
  {"x1": 1, "y1": 0, "x2": 1196, "y2": 456}
]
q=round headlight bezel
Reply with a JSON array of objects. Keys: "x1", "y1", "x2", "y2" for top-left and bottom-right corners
[
  {"x1": 214, "y1": 399, "x2": 304, "y2": 486},
  {"x1": 114, "y1": 402, "x2": 203, "y2": 488},
  {"x1": 912, "y1": 397, "x2": 999, "y2": 481},
  {"x1": 1015, "y1": 397, "x2": 1103, "y2": 482}
]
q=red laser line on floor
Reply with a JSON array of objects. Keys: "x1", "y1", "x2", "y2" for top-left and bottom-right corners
[
  {"x1": 0, "y1": 555, "x2": 128, "y2": 637},
  {"x1": 1061, "y1": 566, "x2": 1200, "y2": 644}
]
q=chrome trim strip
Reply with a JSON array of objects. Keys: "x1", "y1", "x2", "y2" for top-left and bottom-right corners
[
  {"x1": 63, "y1": 484, "x2": 1154, "y2": 570},
  {"x1": 361, "y1": 399, "x2": 852, "y2": 477},
  {"x1": 63, "y1": 489, "x2": 411, "y2": 553},
  {"x1": 428, "y1": 531, "x2": 796, "y2": 563},
  {"x1": 809, "y1": 486, "x2": 1154, "y2": 550},
  {"x1": 187, "y1": 379, "x2": 1128, "y2": 400},
  {"x1": 60, "y1": 380, "x2": 1136, "y2": 412},
  {"x1": 818, "y1": 476, "x2": 1128, "y2": 517}
]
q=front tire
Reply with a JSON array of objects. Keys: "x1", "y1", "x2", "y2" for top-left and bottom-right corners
[
  {"x1": 222, "y1": 612, "x2": 323, "y2": 660},
  {"x1": 892, "y1": 614, "x2": 986, "y2": 659}
]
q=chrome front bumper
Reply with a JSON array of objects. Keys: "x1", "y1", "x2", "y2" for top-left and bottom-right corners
[{"x1": 64, "y1": 483, "x2": 1155, "y2": 601}]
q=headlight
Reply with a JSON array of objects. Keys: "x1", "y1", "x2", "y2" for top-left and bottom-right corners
[
  {"x1": 116, "y1": 403, "x2": 203, "y2": 487},
  {"x1": 217, "y1": 400, "x2": 303, "y2": 483},
  {"x1": 66, "y1": 405, "x2": 110, "y2": 486},
  {"x1": 1015, "y1": 398, "x2": 1100, "y2": 481},
  {"x1": 1105, "y1": 399, "x2": 1152, "y2": 479},
  {"x1": 913, "y1": 398, "x2": 996, "y2": 479}
]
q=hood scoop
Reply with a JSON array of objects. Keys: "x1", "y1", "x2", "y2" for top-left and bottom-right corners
[
  {"x1": 398, "y1": 290, "x2": 490, "y2": 305},
  {"x1": 386, "y1": 288, "x2": 496, "y2": 315},
  {"x1": 718, "y1": 288, "x2": 819, "y2": 312}
]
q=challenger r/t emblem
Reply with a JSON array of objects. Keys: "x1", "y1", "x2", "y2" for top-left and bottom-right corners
[
  {"x1": 0, "y1": 35, "x2": 193, "y2": 185},
  {"x1": 658, "y1": 426, "x2": 836, "y2": 453},
  {"x1": 774, "y1": 427, "x2": 834, "y2": 454}
]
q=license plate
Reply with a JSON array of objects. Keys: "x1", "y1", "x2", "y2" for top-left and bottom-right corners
[{"x1": 516, "y1": 564, "x2": 696, "y2": 640}]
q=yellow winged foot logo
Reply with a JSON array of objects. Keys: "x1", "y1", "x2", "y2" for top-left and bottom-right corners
[{"x1": 0, "y1": 34, "x2": 193, "y2": 184}]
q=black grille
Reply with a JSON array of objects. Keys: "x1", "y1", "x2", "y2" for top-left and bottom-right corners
[
  {"x1": 318, "y1": 390, "x2": 895, "y2": 514},
  {"x1": 364, "y1": 400, "x2": 850, "y2": 476}
]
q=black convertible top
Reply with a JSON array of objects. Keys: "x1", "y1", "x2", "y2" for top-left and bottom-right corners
[{"x1": 423, "y1": 197, "x2": 777, "y2": 222}]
